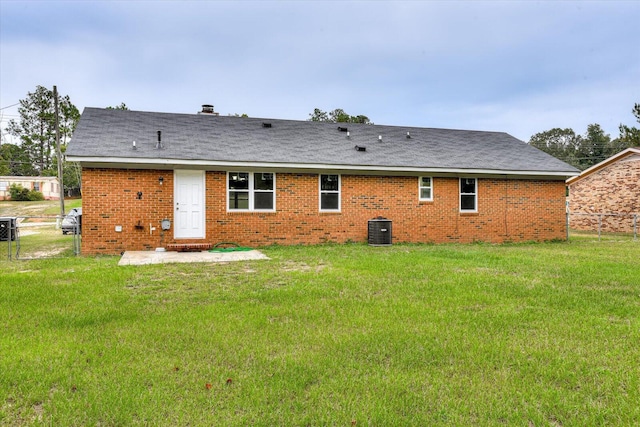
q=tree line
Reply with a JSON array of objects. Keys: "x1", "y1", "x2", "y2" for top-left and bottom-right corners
[
  {"x1": 313, "y1": 106, "x2": 640, "y2": 171},
  {"x1": 1, "y1": 86, "x2": 81, "y2": 194},
  {"x1": 308, "y1": 108, "x2": 372, "y2": 124},
  {"x1": 529, "y1": 104, "x2": 640, "y2": 170},
  {"x1": 2, "y1": 85, "x2": 638, "y2": 197},
  {"x1": 0, "y1": 88, "x2": 128, "y2": 195}
]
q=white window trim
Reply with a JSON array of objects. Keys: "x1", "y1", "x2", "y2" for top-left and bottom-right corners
[
  {"x1": 459, "y1": 177, "x2": 478, "y2": 213},
  {"x1": 319, "y1": 174, "x2": 341, "y2": 212},
  {"x1": 419, "y1": 176, "x2": 433, "y2": 201},
  {"x1": 227, "y1": 171, "x2": 276, "y2": 212}
]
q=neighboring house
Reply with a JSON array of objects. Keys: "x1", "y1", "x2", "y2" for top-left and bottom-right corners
[
  {"x1": 567, "y1": 147, "x2": 640, "y2": 233},
  {"x1": 0, "y1": 176, "x2": 61, "y2": 200},
  {"x1": 66, "y1": 107, "x2": 579, "y2": 255}
]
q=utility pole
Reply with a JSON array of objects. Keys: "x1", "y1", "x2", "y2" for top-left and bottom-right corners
[{"x1": 54, "y1": 85, "x2": 65, "y2": 219}]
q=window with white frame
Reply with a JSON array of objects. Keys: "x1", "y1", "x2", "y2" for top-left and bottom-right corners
[
  {"x1": 460, "y1": 178, "x2": 477, "y2": 212},
  {"x1": 319, "y1": 174, "x2": 340, "y2": 211},
  {"x1": 228, "y1": 172, "x2": 275, "y2": 211},
  {"x1": 419, "y1": 176, "x2": 433, "y2": 201}
]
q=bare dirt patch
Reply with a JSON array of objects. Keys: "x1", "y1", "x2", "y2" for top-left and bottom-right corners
[{"x1": 280, "y1": 260, "x2": 328, "y2": 272}]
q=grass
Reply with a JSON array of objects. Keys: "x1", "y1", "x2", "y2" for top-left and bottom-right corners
[
  {"x1": 0, "y1": 199, "x2": 82, "y2": 219},
  {"x1": 1, "y1": 200, "x2": 81, "y2": 259},
  {"x1": 1, "y1": 237, "x2": 639, "y2": 425}
]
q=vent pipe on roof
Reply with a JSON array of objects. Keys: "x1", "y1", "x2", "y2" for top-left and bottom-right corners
[{"x1": 156, "y1": 131, "x2": 163, "y2": 149}]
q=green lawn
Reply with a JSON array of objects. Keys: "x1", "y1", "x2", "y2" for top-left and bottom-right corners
[
  {"x1": 1, "y1": 238, "x2": 639, "y2": 425},
  {"x1": 0, "y1": 200, "x2": 82, "y2": 260}
]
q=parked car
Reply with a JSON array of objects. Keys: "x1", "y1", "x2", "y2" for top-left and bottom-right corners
[{"x1": 61, "y1": 208, "x2": 82, "y2": 235}]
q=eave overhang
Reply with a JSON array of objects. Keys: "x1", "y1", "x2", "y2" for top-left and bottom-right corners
[
  {"x1": 67, "y1": 155, "x2": 579, "y2": 181},
  {"x1": 566, "y1": 147, "x2": 640, "y2": 185}
]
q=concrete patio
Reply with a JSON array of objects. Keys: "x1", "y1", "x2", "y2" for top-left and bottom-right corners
[{"x1": 118, "y1": 249, "x2": 269, "y2": 266}]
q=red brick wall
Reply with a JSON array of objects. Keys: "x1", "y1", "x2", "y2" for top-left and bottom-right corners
[
  {"x1": 568, "y1": 155, "x2": 640, "y2": 233},
  {"x1": 81, "y1": 169, "x2": 175, "y2": 254},
  {"x1": 81, "y1": 168, "x2": 568, "y2": 254}
]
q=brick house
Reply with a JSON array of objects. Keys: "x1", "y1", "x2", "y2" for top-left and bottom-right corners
[
  {"x1": 567, "y1": 147, "x2": 640, "y2": 233},
  {"x1": 66, "y1": 107, "x2": 578, "y2": 255}
]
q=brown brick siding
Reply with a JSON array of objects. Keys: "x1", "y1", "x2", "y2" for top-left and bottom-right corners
[
  {"x1": 568, "y1": 156, "x2": 640, "y2": 233},
  {"x1": 81, "y1": 168, "x2": 568, "y2": 254}
]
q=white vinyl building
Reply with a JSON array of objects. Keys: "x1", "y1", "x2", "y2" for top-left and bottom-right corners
[{"x1": 0, "y1": 176, "x2": 61, "y2": 200}]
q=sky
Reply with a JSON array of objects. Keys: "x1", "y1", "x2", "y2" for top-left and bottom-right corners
[{"x1": 1, "y1": 0, "x2": 639, "y2": 144}]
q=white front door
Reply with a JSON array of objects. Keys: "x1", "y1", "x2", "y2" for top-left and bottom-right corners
[{"x1": 174, "y1": 170, "x2": 205, "y2": 239}]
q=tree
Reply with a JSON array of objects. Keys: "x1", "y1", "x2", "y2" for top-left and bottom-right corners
[
  {"x1": 309, "y1": 108, "x2": 372, "y2": 124},
  {"x1": 6, "y1": 85, "x2": 80, "y2": 176},
  {"x1": 308, "y1": 108, "x2": 329, "y2": 122},
  {"x1": 62, "y1": 158, "x2": 82, "y2": 196},
  {"x1": 0, "y1": 153, "x2": 6, "y2": 176},
  {"x1": 618, "y1": 103, "x2": 640, "y2": 146},
  {"x1": 577, "y1": 124, "x2": 611, "y2": 169},
  {"x1": 529, "y1": 128, "x2": 582, "y2": 169},
  {"x1": 529, "y1": 124, "x2": 625, "y2": 170},
  {"x1": 0, "y1": 143, "x2": 37, "y2": 176},
  {"x1": 106, "y1": 102, "x2": 129, "y2": 110}
]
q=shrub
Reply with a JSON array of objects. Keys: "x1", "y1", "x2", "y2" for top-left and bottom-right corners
[
  {"x1": 27, "y1": 191, "x2": 44, "y2": 201},
  {"x1": 8, "y1": 184, "x2": 44, "y2": 201},
  {"x1": 9, "y1": 184, "x2": 28, "y2": 201}
]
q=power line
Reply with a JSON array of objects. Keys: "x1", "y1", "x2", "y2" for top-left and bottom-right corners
[{"x1": 0, "y1": 103, "x2": 20, "y2": 110}]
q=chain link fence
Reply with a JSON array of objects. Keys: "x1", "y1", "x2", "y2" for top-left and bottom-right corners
[
  {"x1": 568, "y1": 211, "x2": 638, "y2": 242},
  {"x1": 1, "y1": 215, "x2": 80, "y2": 260}
]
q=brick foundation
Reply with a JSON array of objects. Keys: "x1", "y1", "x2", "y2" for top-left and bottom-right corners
[{"x1": 80, "y1": 168, "x2": 568, "y2": 255}]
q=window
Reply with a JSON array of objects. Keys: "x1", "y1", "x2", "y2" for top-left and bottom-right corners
[
  {"x1": 0, "y1": 182, "x2": 7, "y2": 192},
  {"x1": 320, "y1": 174, "x2": 340, "y2": 211},
  {"x1": 33, "y1": 182, "x2": 40, "y2": 191},
  {"x1": 419, "y1": 176, "x2": 433, "y2": 201},
  {"x1": 460, "y1": 178, "x2": 477, "y2": 212},
  {"x1": 253, "y1": 172, "x2": 275, "y2": 210},
  {"x1": 228, "y1": 172, "x2": 275, "y2": 211}
]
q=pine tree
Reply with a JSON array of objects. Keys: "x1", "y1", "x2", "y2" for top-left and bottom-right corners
[{"x1": 6, "y1": 85, "x2": 80, "y2": 175}]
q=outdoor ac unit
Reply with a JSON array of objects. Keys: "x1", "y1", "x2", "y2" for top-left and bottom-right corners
[{"x1": 368, "y1": 217, "x2": 392, "y2": 246}]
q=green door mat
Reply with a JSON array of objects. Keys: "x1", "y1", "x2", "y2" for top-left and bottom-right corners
[{"x1": 208, "y1": 243, "x2": 253, "y2": 253}]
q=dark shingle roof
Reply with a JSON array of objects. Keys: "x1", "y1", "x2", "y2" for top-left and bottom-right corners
[{"x1": 66, "y1": 107, "x2": 578, "y2": 177}]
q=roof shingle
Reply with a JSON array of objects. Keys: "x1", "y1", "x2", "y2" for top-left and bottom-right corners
[{"x1": 66, "y1": 108, "x2": 579, "y2": 177}]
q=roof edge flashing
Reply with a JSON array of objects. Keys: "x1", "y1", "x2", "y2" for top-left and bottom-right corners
[{"x1": 66, "y1": 155, "x2": 578, "y2": 179}]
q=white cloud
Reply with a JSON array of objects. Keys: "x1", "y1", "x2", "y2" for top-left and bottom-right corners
[{"x1": 1, "y1": 0, "x2": 638, "y2": 143}]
